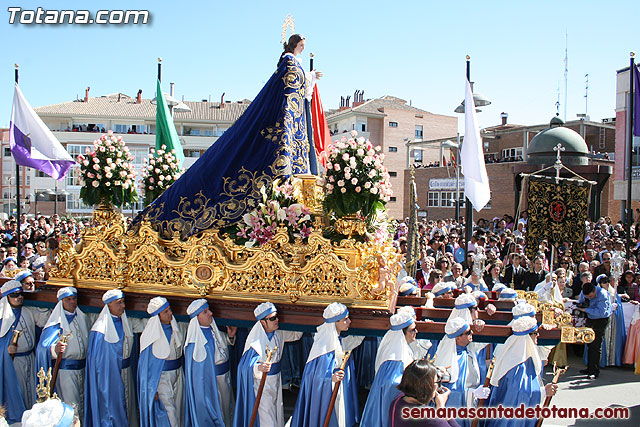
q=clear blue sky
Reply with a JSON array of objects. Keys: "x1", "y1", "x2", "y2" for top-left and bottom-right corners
[{"x1": 1, "y1": 0, "x2": 637, "y2": 133}]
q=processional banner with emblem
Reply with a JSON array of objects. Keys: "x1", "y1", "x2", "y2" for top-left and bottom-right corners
[{"x1": 525, "y1": 177, "x2": 590, "y2": 264}]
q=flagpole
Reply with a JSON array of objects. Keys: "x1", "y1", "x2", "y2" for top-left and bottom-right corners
[
  {"x1": 626, "y1": 52, "x2": 635, "y2": 260},
  {"x1": 310, "y1": 52, "x2": 314, "y2": 71},
  {"x1": 14, "y1": 64, "x2": 22, "y2": 263},
  {"x1": 158, "y1": 57, "x2": 162, "y2": 82},
  {"x1": 464, "y1": 56, "x2": 473, "y2": 259}
]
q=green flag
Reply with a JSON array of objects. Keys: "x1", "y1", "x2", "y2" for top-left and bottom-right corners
[{"x1": 155, "y1": 79, "x2": 185, "y2": 166}]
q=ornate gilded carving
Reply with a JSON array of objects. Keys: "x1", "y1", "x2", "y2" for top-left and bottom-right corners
[
  {"x1": 50, "y1": 207, "x2": 400, "y2": 309},
  {"x1": 561, "y1": 326, "x2": 595, "y2": 344},
  {"x1": 540, "y1": 303, "x2": 572, "y2": 327},
  {"x1": 334, "y1": 215, "x2": 368, "y2": 237}
]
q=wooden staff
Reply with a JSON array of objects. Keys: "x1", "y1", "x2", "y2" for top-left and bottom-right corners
[
  {"x1": 535, "y1": 363, "x2": 567, "y2": 427},
  {"x1": 248, "y1": 346, "x2": 277, "y2": 427},
  {"x1": 9, "y1": 329, "x2": 23, "y2": 360},
  {"x1": 323, "y1": 350, "x2": 352, "y2": 427},
  {"x1": 49, "y1": 331, "x2": 72, "y2": 397},
  {"x1": 471, "y1": 357, "x2": 495, "y2": 427}
]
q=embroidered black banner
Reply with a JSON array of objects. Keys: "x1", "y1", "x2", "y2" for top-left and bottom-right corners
[{"x1": 525, "y1": 177, "x2": 589, "y2": 264}]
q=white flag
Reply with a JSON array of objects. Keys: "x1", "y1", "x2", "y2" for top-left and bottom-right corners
[{"x1": 460, "y1": 78, "x2": 490, "y2": 210}]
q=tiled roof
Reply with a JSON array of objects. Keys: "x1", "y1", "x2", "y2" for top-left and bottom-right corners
[
  {"x1": 326, "y1": 95, "x2": 436, "y2": 119},
  {"x1": 34, "y1": 93, "x2": 250, "y2": 123}
]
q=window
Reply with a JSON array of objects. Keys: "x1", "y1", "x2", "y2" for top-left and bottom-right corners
[
  {"x1": 357, "y1": 121, "x2": 366, "y2": 132},
  {"x1": 186, "y1": 150, "x2": 201, "y2": 158},
  {"x1": 67, "y1": 144, "x2": 92, "y2": 160},
  {"x1": 390, "y1": 196, "x2": 397, "y2": 202},
  {"x1": 113, "y1": 124, "x2": 129, "y2": 133},
  {"x1": 414, "y1": 148, "x2": 423, "y2": 163},
  {"x1": 389, "y1": 147, "x2": 398, "y2": 153},
  {"x1": 66, "y1": 167, "x2": 82, "y2": 187},
  {"x1": 441, "y1": 191, "x2": 456, "y2": 208},
  {"x1": 389, "y1": 171, "x2": 398, "y2": 177},
  {"x1": 389, "y1": 122, "x2": 398, "y2": 128},
  {"x1": 129, "y1": 147, "x2": 151, "y2": 166},
  {"x1": 203, "y1": 129, "x2": 213, "y2": 137},
  {"x1": 4, "y1": 148, "x2": 11, "y2": 157},
  {"x1": 501, "y1": 147, "x2": 523, "y2": 160},
  {"x1": 427, "y1": 192, "x2": 439, "y2": 207},
  {"x1": 415, "y1": 125, "x2": 423, "y2": 139},
  {"x1": 36, "y1": 170, "x2": 49, "y2": 178},
  {"x1": 66, "y1": 192, "x2": 92, "y2": 211}
]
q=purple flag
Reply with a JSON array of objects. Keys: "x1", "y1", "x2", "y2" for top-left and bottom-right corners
[{"x1": 9, "y1": 83, "x2": 75, "y2": 180}]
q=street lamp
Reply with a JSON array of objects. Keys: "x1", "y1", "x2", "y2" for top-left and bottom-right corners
[
  {"x1": 441, "y1": 140, "x2": 461, "y2": 221},
  {"x1": 454, "y1": 84, "x2": 491, "y2": 113}
]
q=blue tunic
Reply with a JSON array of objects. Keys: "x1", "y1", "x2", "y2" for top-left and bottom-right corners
[
  {"x1": 290, "y1": 351, "x2": 359, "y2": 427},
  {"x1": 353, "y1": 336, "x2": 380, "y2": 389},
  {"x1": 0, "y1": 308, "x2": 27, "y2": 424},
  {"x1": 233, "y1": 346, "x2": 262, "y2": 427},
  {"x1": 35, "y1": 313, "x2": 76, "y2": 394},
  {"x1": 476, "y1": 343, "x2": 494, "y2": 385},
  {"x1": 138, "y1": 324, "x2": 174, "y2": 427},
  {"x1": 360, "y1": 359, "x2": 404, "y2": 427},
  {"x1": 184, "y1": 327, "x2": 225, "y2": 427},
  {"x1": 486, "y1": 358, "x2": 541, "y2": 427},
  {"x1": 84, "y1": 317, "x2": 129, "y2": 426}
]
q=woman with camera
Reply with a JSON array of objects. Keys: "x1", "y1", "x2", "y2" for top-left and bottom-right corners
[{"x1": 389, "y1": 359, "x2": 459, "y2": 426}]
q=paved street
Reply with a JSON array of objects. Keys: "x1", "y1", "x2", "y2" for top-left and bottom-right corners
[
  {"x1": 282, "y1": 349, "x2": 640, "y2": 426},
  {"x1": 531, "y1": 350, "x2": 639, "y2": 426}
]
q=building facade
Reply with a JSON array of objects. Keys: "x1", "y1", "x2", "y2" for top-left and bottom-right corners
[
  {"x1": 613, "y1": 64, "x2": 640, "y2": 217},
  {"x1": 326, "y1": 95, "x2": 458, "y2": 219},
  {"x1": 404, "y1": 115, "x2": 617, "y2": 221},
  {"x1": 0, "y1": 92, "x2": 250, "y2": 216}
]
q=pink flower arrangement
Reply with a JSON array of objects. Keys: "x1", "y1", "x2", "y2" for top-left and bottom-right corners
[
  {"x1": 322, "y1": 131, "x2": 392, "y2": 221},
  {"x1": 140, "y1": 145, "x2": 184, "y2": 206},
  {"x1": 78, "y1": 131, "x2": 138, "y2": 207},
  {"x1": 235, "y1": 179, "x2": 314, "y2": 247}
]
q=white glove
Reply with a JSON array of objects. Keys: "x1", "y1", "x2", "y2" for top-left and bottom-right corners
[
  {"x1": 611, "y1": 303, "x2": 618, "y2": 312},
  {"x1": 473, "y1": 386, "x2": 490, "y2": 400}
]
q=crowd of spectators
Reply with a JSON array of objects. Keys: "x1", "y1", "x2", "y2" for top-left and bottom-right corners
[
  {"x1": 0, "y1": 213, "x2": 90, "y2": 281},
  {"x1": 390, "y1": 210, "x2": 640, "y2": 377}
]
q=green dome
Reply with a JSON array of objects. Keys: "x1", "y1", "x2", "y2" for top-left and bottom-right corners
[{"x1": 527, "y1": 116, "x2": 589, "y2": 165}]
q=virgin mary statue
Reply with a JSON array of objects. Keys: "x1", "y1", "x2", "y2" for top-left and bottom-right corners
[{"x1": 134, "y1": 34, "x2": 320, "y2": 238}]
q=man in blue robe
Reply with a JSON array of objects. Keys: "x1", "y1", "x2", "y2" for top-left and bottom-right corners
[
  {"x1": 184, "y1": 298, "x2": 237, "y2": 427},
  {"x1": 84, "y1": 289, "x2": 137, "y2": 426},
  {"x1": 0, "y1": 280, "x2": 49, "y2": 424},
  {"x1": 361, "y1": 312, "x2": 416, "y2": 427},
  {"x1": 234, "y1": 301, "x2": 302, "y2": 427},
  {"x1": 290, "y1": 302, "x2": 363, "y2": 427},
  {"x1": 138, "y1": 297, "x2": 184, "y2": 427},
  {"x1": 35, "y1": 286, "x2": 89, "y2": 420},
  {"x1": 435, "y1": 317, "x2": 490, "y2": 427},
  {"x1": 486, "y1": 316, "x2": 558, "y2": 427}
]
